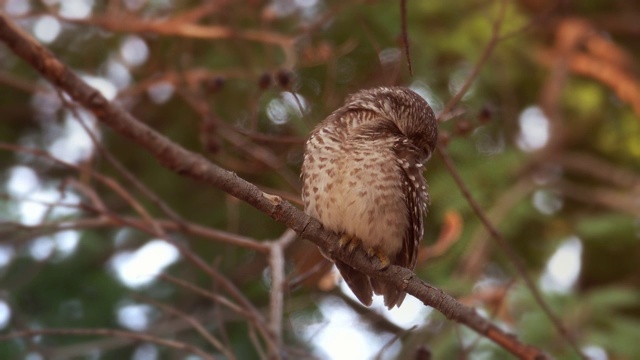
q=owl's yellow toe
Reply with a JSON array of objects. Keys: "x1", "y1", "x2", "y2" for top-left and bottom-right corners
[
  {"x1": 366, "y1": 247, "x2": 391, "y2": 270},
  {"x1": 339, "y1": 234, "x2": 361, "y2": 254}
]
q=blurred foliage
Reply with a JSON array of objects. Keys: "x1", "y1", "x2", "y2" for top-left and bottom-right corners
[{"x1": 1, "y1": 0, "x2": 640, "y2": 359}]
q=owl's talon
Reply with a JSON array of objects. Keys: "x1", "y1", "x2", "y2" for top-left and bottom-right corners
[
  {"x1": 347, "y1": 237, "x2": 362, "y2": 254},
  {"x1": 338, "y1": 234, "x2": 352, "y2": 248},
  {"x1": 339, "y1": 235, "x2": 361, "y2": 254},
  {"x1": 367, "y1": 247, "x2": 391, "y2": 270},
  {"x1": 347, "y1": 239, "x2": 361, "y2": 254}
]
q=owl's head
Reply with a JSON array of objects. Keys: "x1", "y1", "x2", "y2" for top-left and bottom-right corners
[{"x1": 345, "y1": 87, "x2": 438, "y2": 161}]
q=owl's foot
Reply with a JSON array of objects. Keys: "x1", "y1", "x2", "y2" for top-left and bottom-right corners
[
  {"x1": 366, "y1": 247, "x2": 391, "y2": 270},
  {"x1": 338, "y1": 234, "x2": 362, "y2": 254}
]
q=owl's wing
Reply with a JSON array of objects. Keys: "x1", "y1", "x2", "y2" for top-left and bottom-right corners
[
  {"x1": 396, "y1": 141, "x2": 426, "y2": 271},
  {"x1": 370, "y1": 140, "x2": 426, "y2": 309}
]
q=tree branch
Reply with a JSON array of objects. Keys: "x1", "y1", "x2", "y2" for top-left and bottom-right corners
[
  {"x1": 0, "y1": 14, "x2": 546, "y2": 359},
  {"x1": 0, "y1": 328, "x2": 216, "y2": 360}
]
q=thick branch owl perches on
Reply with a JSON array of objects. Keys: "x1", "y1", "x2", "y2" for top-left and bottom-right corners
[{"x1": 302, "y1": 87, "x2": 438, "y2": 309}]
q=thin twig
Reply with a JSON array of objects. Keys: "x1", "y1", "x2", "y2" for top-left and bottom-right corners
[
  {"x1": 134, "y1": 295, "x2": 236, "y2": 360},
  {"x1": 0, "y1": 328, "x2": 216, "y2": 360},
  {"x1": 400, "y1": 0, "x2": 413, "y2": 76},
  {"x1": 268, "y1": 229, "x2": 297, "y2": 351},
  {"x1": 438, "y1": 0, "x2": 507, "y2": 119},
  {"x1": 374, "y1": 325, "x2": 417, "y2": 360},
  {"x1": 159, "y1": 274, "x2": 249, "y2": 316},
  {"x1": 457, "y1": 177, "x2": 537, "y2": 278},
  {"x1": 0, "y1": 142, "x2": 270, "y2": 251},
  {"x1": 58, "y1": 96, "x2": 191, "y2": 229}
]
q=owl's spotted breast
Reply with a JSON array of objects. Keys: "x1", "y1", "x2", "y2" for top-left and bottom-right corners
[{"x1": 303, "y1": 129, "x2": 408, "y2": 258}]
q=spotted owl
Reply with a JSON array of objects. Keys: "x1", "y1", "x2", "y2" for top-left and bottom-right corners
[{"x1": 301, "y1": 86, "x2": 438, "y2": 309}]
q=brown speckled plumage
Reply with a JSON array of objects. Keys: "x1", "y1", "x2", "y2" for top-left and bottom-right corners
[{"x1": 301, "y1": 87, "x2": 437, "y2": 309}]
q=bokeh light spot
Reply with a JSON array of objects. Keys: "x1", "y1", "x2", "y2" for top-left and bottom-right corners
[{"x1": 33, "y1": 16, "x2": 61, "y2": 44}]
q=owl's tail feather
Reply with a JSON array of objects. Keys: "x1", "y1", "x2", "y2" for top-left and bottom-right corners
[
  {"x1": 371, "y1": 279, "x2": 407, "y2": 309},
  {"x1": 335, "y1": 261, "x2": 373, "y2": 306}
]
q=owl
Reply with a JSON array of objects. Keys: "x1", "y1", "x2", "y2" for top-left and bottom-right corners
[{"x1": 301, "y1": 87, "x2": 438, "y2": 309}]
